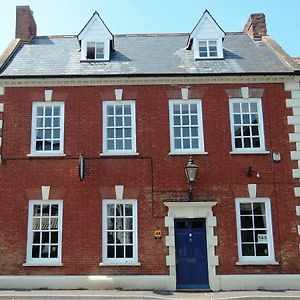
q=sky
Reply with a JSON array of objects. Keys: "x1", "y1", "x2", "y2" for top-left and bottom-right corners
[{"x1": 0, "y1": 0, "x2": 299, "y2": 57}]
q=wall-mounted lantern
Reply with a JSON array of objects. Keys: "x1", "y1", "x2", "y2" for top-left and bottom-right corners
[{"x1": 184, "y1": 156, "x2": 198, "y2": 201}]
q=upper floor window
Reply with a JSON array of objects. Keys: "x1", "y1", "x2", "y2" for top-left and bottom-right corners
[
  {"x1": 103, "y1": 101, "x2": 136, "y2": 155},
  {"x1": 199, "y1": 40, "x2": 218, "y2": 58},
  {"x1": 102, "y1": 200, "x2": 138, "y2": 265},
  {"x1": 25, "y1": 200, "x2": 63, "y2": 266},
  {"x1": 235, "y1": 198, "x2": 275, "y2": 263},
  {"x1": 229, "y1": 98, "x2": 265, "y2": 152},
  {"x1": 169, "y1": 100, "x2": 205, "y2": 154},
  {"x1": 30, "y1": 102, "x2": 64, "y2": 156},
  {"x1": 86, "y1": 41, "x2": 105, "y2": 60}
]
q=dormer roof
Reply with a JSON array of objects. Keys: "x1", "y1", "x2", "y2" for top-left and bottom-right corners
[
  {"x1": 186, "y1": 10, "x2": 225, "y2": 49},
  {"x1": 77, "y1": 11, "x2": 113, "y2": 42}
]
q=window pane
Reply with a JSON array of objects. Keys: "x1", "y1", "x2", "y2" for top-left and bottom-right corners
[
  {"x1": 190, "y1": 115, "x2": 198, "y2": 125},
  {"x1": 124, "y1": 139, "x2": 132, "y2": 150},
  {"x1": 45, "y1": 107, "x2": 52, "y2": 116},
  {"x1": 50, "y1": 246, "x2": 58, "y2": 258},
  {"x1": 242, "y1": 244, "x2": 254, "y2": 256},
  {"x1": 51, "y1": 232, "x2": 58, "y2": 243},
  {"x1": 174, "y1": 127, "x2": 181, "y2": 137},
  {"x1": 174, "y1": 116, "x2": 181, "y2": 125},
  {"x1": 37, "y1": 107, "x2": 44, "y2": 116},
  {"x1": 41, "y1": 245, "x2": 49, "y2": 258},
  {"x1": 33, "y1": 232, "x2": 40, "y2": 243},
  {"x1": 241, "y1": 216, "x2": 253, "y2": 228},
  {"x1": 240, "y1": 203, "x2": 252, "y2": 215},
  {"x1": 241, "y1": 230, "x2": 253, "y2": 242},
  {"x1": 256, "y1": 244, "x2": 268, "y2": 256},
  {"x1": 87, "y1": 42, "x2": 95, "y2": 59}
]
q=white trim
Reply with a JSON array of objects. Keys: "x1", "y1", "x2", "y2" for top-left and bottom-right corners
[
  {"x1": 0, "y1": 87, "x2": 4, "y2": 95},
  {"x1": 41, "y1": 186, "x2": 50, "y2": 200},
  {"x1": 229, "y1": 98, "x2": 266, "y2": 152},
  {"x1": 102, "y1": 199, "x2": 138, "y2": 265},
  {"x1": 247, "y1": 184, "x2": 257, "y2": 198},
  {"x1": 114, "y1": 89, "x2": 123, "y2": 101},
  {"x1": 1, "y1": 274, "x2": 300, "y2": 291},
  {"x1": 0, "y1": 275, "x2": 174, "y2": 290},
  {"x1": 27, "y1": 153, "x2": 66, "y2": 157},
  {"x1": 45, "y1": 90, "x2": 53, "y2": 102},
  {"x1": 0, "y1": 103, "x2": 3, "y2": 112},
  {"x1": 102, "y1": 100, "x2": 136, "y2": 155},
  {"x1": 235, "y1": 261, "x2": 279, "y2": 265},
  {"x1": 115, "y1": 185, "x2": 124, "y2": 200},
  {"x1": 26, "y1": 200, "x2": 63, "y2": 266},
  {"x1": 0, "y1": 75, "x2": 297, "y2": 88},
  {"x1": 230, "y1": 151, "x2": 270, "y2": 155},
  {"x1": 100, "y1": 152, "x2": 139, "y2": 157},
  {"x1": 169, "y1": 99, "x2": 205, "y2": 154},
  {"x1": 23, "y1": 263, "x2": 63, "y2": 267},
  {"x1": 164, "y1": 201, "x2": 218, "y2": 291},
  {"x1": 235, "y1": 198, "x2": 275, "y2": 264},
  {"x1": 30, "y1": 102, "x2": 65, "y2": 156},
  {"x1": 168, "y1": 151, "x2": 208, "y2": 156},
  {"x1": 241, "y1": 87, "x2": 249, "y2": 99},
  {"x1": 81, "y1": 39, "x2": 110, "y2": 62},
  {"x1": 194, "y1": 39, "x2": 223, "y2": 60},
  {"x1": 181, "y1": 88, "x2": 189, "y2": 100}
]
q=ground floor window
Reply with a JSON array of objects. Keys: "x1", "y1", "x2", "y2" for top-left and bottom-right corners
[
  {"x1": 102, "y1": 199, "x2": 138, "y2": 264},
  {"x1": 26, "y1": 200, "x2": 63, "y2": 265},
  {"x1": 235, "y1": 198, "x2": 275, "y2": 263}
]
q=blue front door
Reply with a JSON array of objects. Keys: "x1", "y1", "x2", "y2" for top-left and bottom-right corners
[{"x1": 175, "y1": 218, "x2": 209, "y2": 289}]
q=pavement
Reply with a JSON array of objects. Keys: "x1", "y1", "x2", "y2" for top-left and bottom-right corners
[{"x1": 0, "y1": 289, "x2": 299, "y2": 300}]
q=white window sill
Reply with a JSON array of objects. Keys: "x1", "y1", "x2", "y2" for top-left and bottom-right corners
[
  {"x1": 27, "y1": 153, "x2": 66, "y2": 157},
  {"x1": 236, "y1": 261, "x2": 279, "y2": 266},
  {"x1": 100, "y1": 152, "x2": 139, "y2": 157},
  {"x1": 99, "y1": 262, "x2": 141, "y2": 267},
  {"x1": 169, "y1": 152, "x2": 208, "y2": 156},
  {"x1": 230, "y1": 151, "x2": 270, "y2": 155},
  {"x1": 23, "y1": 262, "x2": 63, "y2": 267}
]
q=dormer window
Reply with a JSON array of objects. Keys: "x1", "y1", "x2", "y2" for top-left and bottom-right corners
[
  {"x1": 199, "y1": 40, "x2": 217, "y2": 58},
  {"x1": 87, "y1": 41, "x2": 105, "y2": 60},
  {"x1": 187, "y1": 10, "x2": 225, "y2": 60},
  {"x1": 78, "y1": 11, "x2": 113, "y2": 62}
]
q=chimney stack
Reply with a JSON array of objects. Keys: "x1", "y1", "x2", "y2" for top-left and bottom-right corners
[
  {"x1": 15, "y1": 6, "x2": 37, "y2": 42},
  {"x1": 243, "y1": 13, "x2": 267, "y2": 41}
]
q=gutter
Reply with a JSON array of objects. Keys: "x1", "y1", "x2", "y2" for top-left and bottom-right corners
[{"x1": 0, "y1": 71, "x2": 297, "y2": 80}]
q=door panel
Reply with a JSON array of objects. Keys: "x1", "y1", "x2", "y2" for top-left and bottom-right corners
[{"x1": 175, "y1": 218, "x2": 209, "y2": 289}]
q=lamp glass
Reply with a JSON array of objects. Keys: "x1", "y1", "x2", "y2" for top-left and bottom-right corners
[{"x1": 185, "y1": 157, "x2": 198, "y2": 183}]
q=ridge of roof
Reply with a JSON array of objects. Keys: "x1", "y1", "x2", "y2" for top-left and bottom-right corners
[{"x1": 31, "y1": 32, "x2": 244, "y2": 40}]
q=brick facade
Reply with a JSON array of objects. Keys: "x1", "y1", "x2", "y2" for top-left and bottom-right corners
[{"x1": 0, "y1": 83, "x2": 299, "y2": 278}]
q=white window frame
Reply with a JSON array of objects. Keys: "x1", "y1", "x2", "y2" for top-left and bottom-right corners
[
  {"x1": 229, "y1": 98, "x2": 266, "y2": 153},
  {"x1": 86, "y1": 41, "x2": 105, "y2": 60},
  {"x1": 81, "y1": 39, "x2": 110, "y2": 61},
  {"x1": 25, "y1": 200, "x2": 63, "y2": 266},
  {"x1": 194, "y1": 38, "x2": 223, "y2": 59},
  {"x1": 102, "y1": 100, "x2": 137, "y2": 155},
  {"x1": 235, "y1": 198, "x2": 275, "y2": 264},
  {"x1": 30, "y1": 102, "x2": 65, "y2": 156},
  {"x1": 169, "y1": 99, "x2": 205, "y2": 154},
  {"x1": 102, "y1": 199, "x2": 138, "y2": 265}
]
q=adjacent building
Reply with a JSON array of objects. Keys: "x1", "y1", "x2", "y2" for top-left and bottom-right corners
[{"x1": 0, "y1": 6, "x2": 299, "y2": 291}]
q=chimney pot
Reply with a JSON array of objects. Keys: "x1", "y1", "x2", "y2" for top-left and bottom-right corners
[
  {"x1": 15, "y1": 6, "x2": 37, "y2": 42},
  {"x1": 243, "y1": 13, "x2": 267, "y2": 41}
]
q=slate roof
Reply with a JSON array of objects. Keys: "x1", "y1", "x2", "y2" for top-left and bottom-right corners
[{"x1": 0, "y1": 32, "x2": 295, "y2": 77}]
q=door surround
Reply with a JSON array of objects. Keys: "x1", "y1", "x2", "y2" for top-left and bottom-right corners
[{"x1": 164, "y1": 202, "x2": 219, "y2": 291}]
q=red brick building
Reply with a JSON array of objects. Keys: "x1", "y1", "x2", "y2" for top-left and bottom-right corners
[{"x1": 0, "y1": 6, "x2": 299, "y2": 291}]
